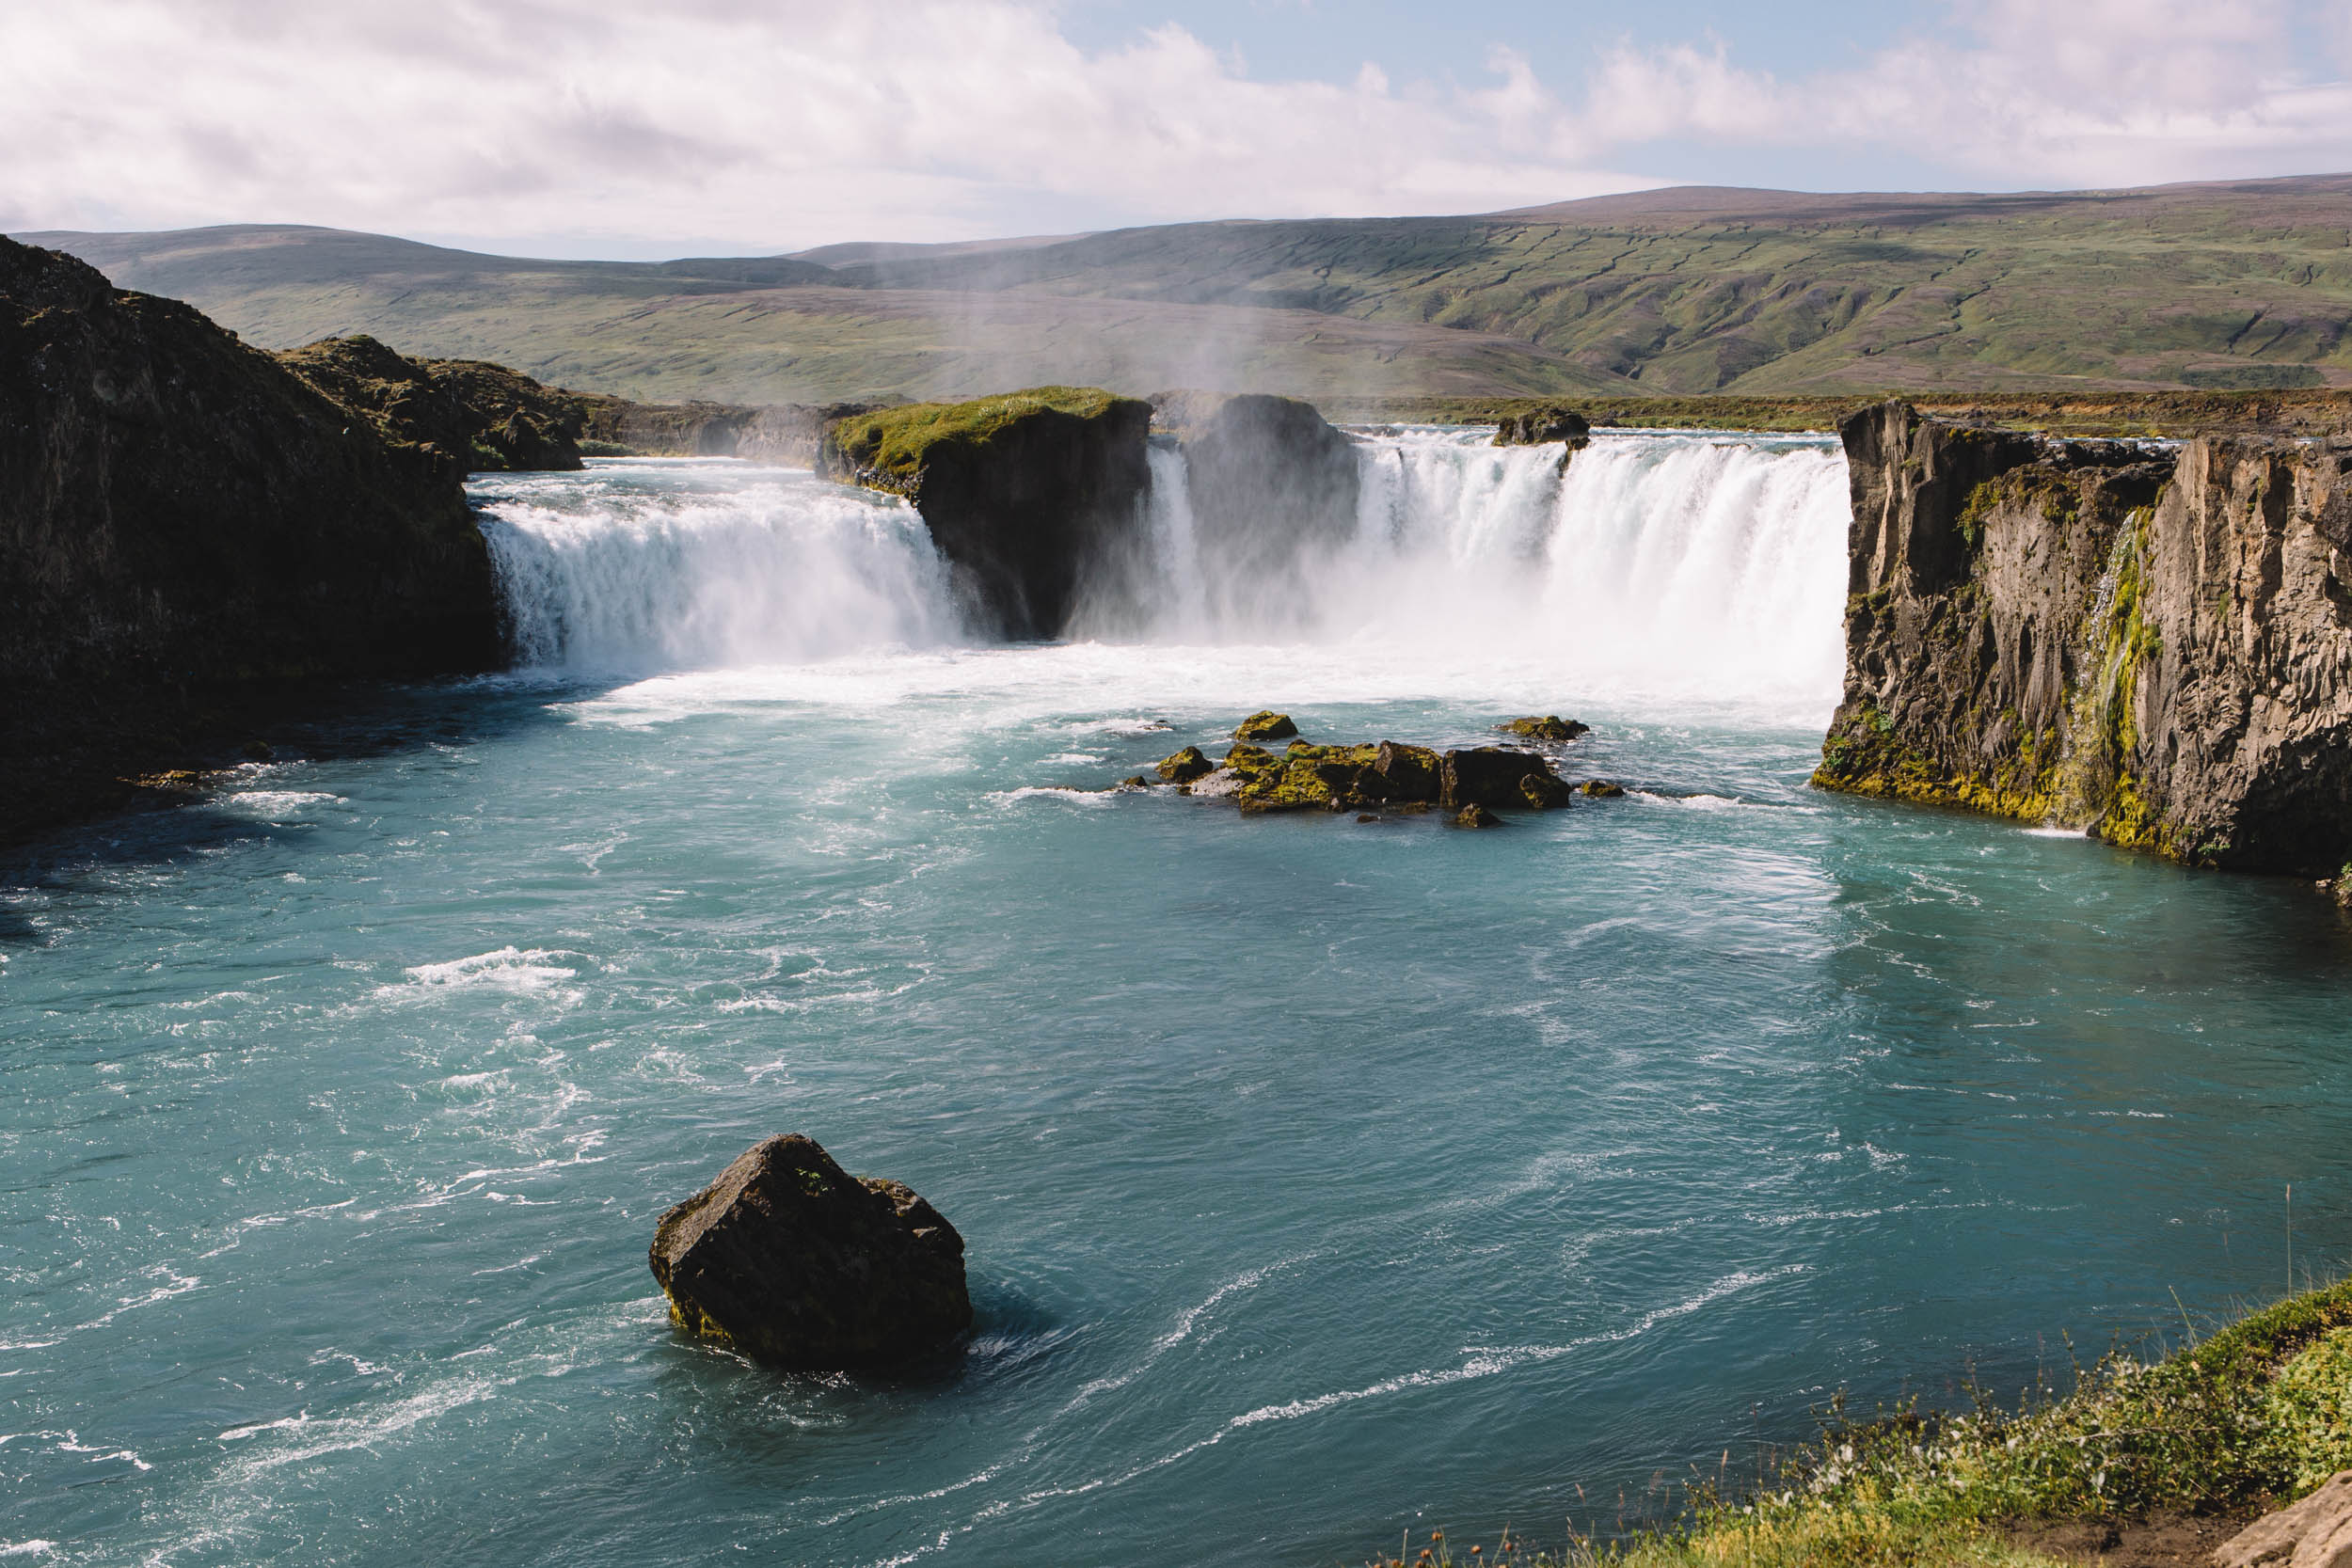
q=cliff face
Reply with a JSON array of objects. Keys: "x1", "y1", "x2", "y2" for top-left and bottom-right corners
[
  {"x1": 0, "y1": 238, "x2": 500, "y2": 842},
  {"x1": 1816, "y1": 402, "x2": 2352, "y2": 875},
  {"x1": 278, "y1": 335, "x2": 586, "y2": 471},
  {"x1": 820, "y1": 388, "x2": 1152, "y2": 639}
]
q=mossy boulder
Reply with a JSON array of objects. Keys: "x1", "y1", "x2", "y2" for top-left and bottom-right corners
[
  {"x1": 1440, "y1": 747, "x2": 1574, "y2": 809},
  {"x1": 1363, "y1": 740, "x2": 1442, "y2": 803},
  {"x1": 818, "y1": 387, "x2": 1152, "y2": 640},
  {"x1": 1519, "y1": 773, "x2": 1577, "y2": 809},
  {"x1": 648, "y1": 1133, "x2": 970, "y2": 1370},
  {"x1": 1579, "y1": 779, "x2": 1627, "y2": 797},
  {"x1": 1234, "y1": 710, "x2": 1299, "y2": 741},
  {"x1": 1455, "y1": 803, "x2": 1502, "y2": 828},
  {"x1": 1223, "y1": 742, "x2": 1279, "y2": 772},
  {"x1": 1237, "y1": 755, "x2": 1359, "y2": 814},
  {"x1": 1155, "y1": 745, "x2": 1215, "y2": 783},
  {"x1": 1500, "y1": 715, "x2": 1590, "y2": 741}
]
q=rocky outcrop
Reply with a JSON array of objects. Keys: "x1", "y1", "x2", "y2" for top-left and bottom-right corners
[
  {"x1": 1493, "y1": 407, "x2": 1591, "y2": 446},
  {"x1": 1233, "y1": 710, "x2": 1299, "y2": 741},
  {"x1": 1441, "y1": 747, "x2": 1579, "y2": 809},
  {"x1": 1156, "y1": 391, "x2": 1359, "y2": 620},
  {"x1": 1169, "y1": 728, "x2": 1578, "y2": 817},
  {"x1": 2215, "y1": 1470, "x2": 2352, "y2": 1568},
  {"x1": 1814, "y1": 402, "x2": 2352, "y2": 876},
  {"x1": 0, "y1": 238, "x2": 500, "y2": 845},
  {"x1": 1155, "y1": 745, "x2": 1215, "y2": 783},
  {"x1": 820, "y1": 388, "x2": 1152, "y2": 639},
  {"x1": 1501, "y1": 715, "x2": 1591, "y2": 740},
  {"x1": 278, "y1": 335, "x2": 587, "y2": 471},
  {"x1": 649, "y1": 1134, "x2": 971, "y2": 1370}
]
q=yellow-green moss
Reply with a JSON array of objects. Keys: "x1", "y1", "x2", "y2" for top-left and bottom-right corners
[
  {"x1": 1374, "y1": 1274, "x2": 2352, "y2": 1568},
  {"x1": 823, "y1": 386, "x2": 1131, "y2": 493}
]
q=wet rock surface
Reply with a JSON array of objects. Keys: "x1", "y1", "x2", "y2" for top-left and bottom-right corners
[
  {"x1": 1128, "y1": 716, "x2": 1583, "y2": 826},
  {"x1": 649, "y1": 1134, "x2": 971, "y2": 1370},
  {"x1": 1501, "y1": 715, "x2": 1591, "y2": 741},
  {"x1": 1232, "y1": 710, "x2": 1299, "y2": 741},
  {"x1": 0, "y1": 237, "x2": 500, "y2": 846},
  {"x1": 1816, "y1": 400, "x2": 2352, "y2": 876},
  {"x1": 820, "y1": 388, "x2": 1152, "y2": 640}
]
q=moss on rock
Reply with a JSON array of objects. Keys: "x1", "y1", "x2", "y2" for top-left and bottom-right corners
[{"x1": 1234, "y1": 710, "x2": 1300, "y2": 741}]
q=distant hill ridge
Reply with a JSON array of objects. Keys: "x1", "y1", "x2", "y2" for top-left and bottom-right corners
[{"x1": 23, "y1": 173, "x2": 2352, "y2": 404}]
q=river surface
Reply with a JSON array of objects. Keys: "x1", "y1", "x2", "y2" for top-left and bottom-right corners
[{"x1": 5, "y1": 436, "x2": 2349, "y2": 1566}]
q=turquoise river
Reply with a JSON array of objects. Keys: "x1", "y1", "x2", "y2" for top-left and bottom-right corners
[{"x1": 4, "y1": 435, "x2": 2347, "y2": 1566}]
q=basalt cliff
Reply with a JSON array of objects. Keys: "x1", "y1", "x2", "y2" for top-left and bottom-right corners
[
  {"x1": 0, "y1": 239, "x2": 509, "y2": 845},
  {"x1": 818, "y1": 387, "x2": 1360, "y2": 640},
  {"x1": 1815, "y1": 402, "x2": 2352, "y2": 877}
]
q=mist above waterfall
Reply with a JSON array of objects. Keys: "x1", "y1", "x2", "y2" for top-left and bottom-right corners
[{"x1": 1073, "y1": 427, "x2": 1851, "y2": 709}]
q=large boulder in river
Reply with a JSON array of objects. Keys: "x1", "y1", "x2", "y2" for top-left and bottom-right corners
[
  {"x1": 1233, "y1": 710, "x2": 1299, "y2": 741},
  {"x1": 649, "y1": 1134, "x2": 971, "y2": 1369}
]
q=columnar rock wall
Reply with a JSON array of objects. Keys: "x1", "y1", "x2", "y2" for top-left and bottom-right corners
[{"x1": 1816, "y1": 402, "x2": 2352, "y2": 876}]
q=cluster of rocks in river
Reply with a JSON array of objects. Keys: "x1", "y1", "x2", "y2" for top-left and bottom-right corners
[{"x1": 1143, "y1": 712, "x2": 1617, "y2": 827}]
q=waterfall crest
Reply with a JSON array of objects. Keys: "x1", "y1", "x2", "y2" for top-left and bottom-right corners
[
  {"x1": 478, "y1": 436, "x2": 1851, "y2": 709},
  {"x1": 476, "y1": 461, "x2": 962, "y2": 673},
  {"x1": 1079, "y1": 427, "x2": 1851, "y2": 705}
]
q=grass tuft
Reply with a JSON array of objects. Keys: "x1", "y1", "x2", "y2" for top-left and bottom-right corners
[{"x1": 1363, "y1": 1275, "x2": 2352, "y2": 1568}]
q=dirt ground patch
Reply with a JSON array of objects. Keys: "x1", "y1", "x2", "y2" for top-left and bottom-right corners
[{"x1": 2007, "y1": 1512, "x2": 2249, "y2": 1567}]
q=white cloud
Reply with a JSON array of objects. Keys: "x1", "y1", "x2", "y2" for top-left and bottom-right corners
[
  {"x1": 1, "y1": 0, "x2": 2347, "y2": 253},
  {"x1": 0, "y1": 0, "x2": 1653, "y2": 248}
]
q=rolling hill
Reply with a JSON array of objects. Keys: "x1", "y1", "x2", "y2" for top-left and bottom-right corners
[{"x1": 23, "y1": 174, "x2": 2352, "y2": 404}]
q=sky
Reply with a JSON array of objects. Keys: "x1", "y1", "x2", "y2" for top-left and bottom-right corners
[{"x1": 5, "y1": 0, "x2": 2352, "y2": 259}]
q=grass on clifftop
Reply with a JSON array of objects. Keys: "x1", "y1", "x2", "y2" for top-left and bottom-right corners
[
  {"x1": 1369, "y1": 1275, "x2": 2352, "y2": 1568},
  {"x1": 819, "y1": 386, "x2": 1135, "y2": 491}
]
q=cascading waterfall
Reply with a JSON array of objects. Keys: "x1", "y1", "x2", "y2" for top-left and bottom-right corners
[
  {"x1": 474, "y1": 434, "x2": 1851, "y2": 709},
  {"x1": 1100, "y1": 426, "x2": 1852, "y2": 705},
  {"x1": 474, "y1": 460, "x2": 961, "y2": 673}
]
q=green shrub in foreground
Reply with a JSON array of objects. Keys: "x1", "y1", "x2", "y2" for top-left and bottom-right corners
[{"x1": 1364, "y1": 1276, "x2": 2352, "y2": 1568}]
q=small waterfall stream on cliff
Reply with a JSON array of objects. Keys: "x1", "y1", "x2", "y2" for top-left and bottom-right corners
[{"x1": 9, "y1": 443, "x2": 2350, "y2": 1568}]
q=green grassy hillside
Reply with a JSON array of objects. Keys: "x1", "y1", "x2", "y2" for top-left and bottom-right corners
[{"x1": 24, "y1": 174, "x2": 2352, "y2": 404}]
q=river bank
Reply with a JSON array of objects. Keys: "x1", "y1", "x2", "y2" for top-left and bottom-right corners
[{"x1": 1370, "y1": 1271, "x2": 2352, "y2": 1568}]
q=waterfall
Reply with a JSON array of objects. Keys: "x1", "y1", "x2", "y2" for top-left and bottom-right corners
[
  {"x1": 1095, "y1": 427, "x2": 1851, "y2": 705},
  {"x1": 475, "y1": 436, "x2": 1851, "y2": 711},
  {"x1": 475, "y1": 461, "x2": 962, "y2": 673}
]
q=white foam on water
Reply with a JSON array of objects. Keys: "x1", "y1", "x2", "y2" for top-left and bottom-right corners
[{"x1": 384, "y1": 947, "x2": 589, "y2": 999}]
